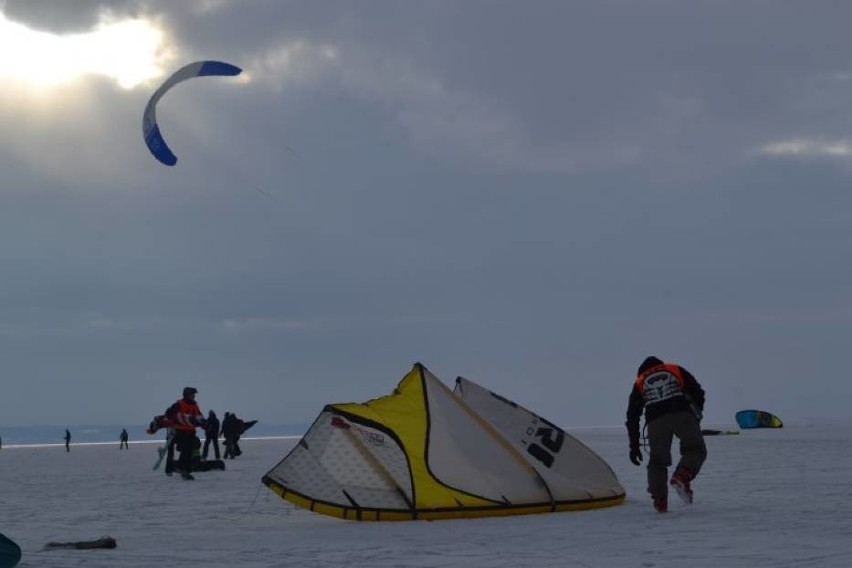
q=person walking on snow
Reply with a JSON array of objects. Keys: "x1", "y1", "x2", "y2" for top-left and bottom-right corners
[
  {"x1": 626, "y1": 356, "x2": 707, "y2": 513},
  {"x1": 201, "y1": 410, "x2": 220, "y2": 460},
  {"x1": 221, "y1": 412, "x2": 238, "y2": 459}
]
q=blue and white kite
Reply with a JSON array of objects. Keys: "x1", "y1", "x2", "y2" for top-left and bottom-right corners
[{"x1": 142, "y1": 60, "x2": 242, "y2": 166}]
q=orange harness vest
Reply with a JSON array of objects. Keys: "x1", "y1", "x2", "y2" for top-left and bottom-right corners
[
  {"x1": 173, "y1": 399, "x2": 202, "y2": 431},
  {"x1": 635, "y1": 363, "x2": 686, "y2": 406}
]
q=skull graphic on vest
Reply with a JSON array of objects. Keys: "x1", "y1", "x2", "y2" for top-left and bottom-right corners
[{"x1": 642, "y1": 370, "x2": 682, "y2": 405}]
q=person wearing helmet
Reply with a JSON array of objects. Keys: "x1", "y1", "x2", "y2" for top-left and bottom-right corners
[
  {"x1": 626, "y1": 356, "x2": 707, "y2": 513},
  {"x1": 162, "y1": 387, "x2": 206, "y2": 480}
]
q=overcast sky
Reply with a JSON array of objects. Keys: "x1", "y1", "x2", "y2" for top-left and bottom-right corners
[{"x1": 2, "y1": 0, "x2": 851, "y2": 431}]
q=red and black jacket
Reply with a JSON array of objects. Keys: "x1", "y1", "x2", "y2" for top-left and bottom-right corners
[
  {"x1": 165, "y1": 398, "x2": 204, "y2": 432},
  {"x1": 625, "y1": 361, "x2": 705, "y2": 449}
]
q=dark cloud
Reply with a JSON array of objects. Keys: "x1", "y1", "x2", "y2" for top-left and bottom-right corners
[
  {"x1": 3, "y1": 0, "x2": 135, "y2": 33},
  {"x1": 5, "y1": 0, "x2": 852, "y2": 427}
]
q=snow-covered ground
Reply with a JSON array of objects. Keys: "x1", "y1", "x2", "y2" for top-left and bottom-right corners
[{"x1": 1, "y1": 422, "x2": 850, "y2": 567}]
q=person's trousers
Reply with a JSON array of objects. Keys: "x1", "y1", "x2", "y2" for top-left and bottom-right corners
[
  {"x1": 202, "y1": 436, "x2": 220, "y2": 460},
  {"x1": 174, "y1": 430, "x2": 200, "y2": 472},
  {"x1": 646, "y1": 410, "x2": 707, "y2": 499}
]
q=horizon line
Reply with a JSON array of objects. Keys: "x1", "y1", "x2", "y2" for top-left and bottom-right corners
[{"x1": 0, "y1": 434, "x2": 303, "y2": 450}]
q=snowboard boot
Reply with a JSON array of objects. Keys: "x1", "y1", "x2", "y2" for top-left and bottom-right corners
[
  {"x1": 175, "y1": 467, "x2": 195, "y2": 480},
  {"x1": 653, "y1": 497, "x2": 668, "y2": 513},
  {"x1": 670, "y1": 468, "x2": 693, "y2": 504}
]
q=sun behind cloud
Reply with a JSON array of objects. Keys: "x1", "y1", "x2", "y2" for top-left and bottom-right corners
[{"x1": 0, "y1": 12, "x2": 168, "y2": 89}]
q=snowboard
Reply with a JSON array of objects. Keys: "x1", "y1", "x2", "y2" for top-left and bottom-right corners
[
  {"x1": 195, "y1": 459, "x2": 226, "y2": 472},
  {"x1": 0, "y1": 533, "x2": 21, "y2": 568},
  {"x1": 152, "y1": 429, "x2": 174, "y2": 471}
]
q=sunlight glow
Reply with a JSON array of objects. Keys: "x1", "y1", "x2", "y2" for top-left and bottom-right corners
[{"x1": 0, "y1": 13, "x2": 166, "y2": 89}]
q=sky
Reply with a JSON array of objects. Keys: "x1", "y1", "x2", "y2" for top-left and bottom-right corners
[{"x1": 2, "y1": 0, "x2": 852, "y2": 429}]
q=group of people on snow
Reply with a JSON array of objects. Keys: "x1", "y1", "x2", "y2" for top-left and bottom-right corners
[
  {"x1": 198, "y1": 408, "x2": 251, "y2": 460},
  {"x1": 147, "y1": 386, "x2": 254, "y2": 480},
  {"x1": 139, "y1": 354, "x2": 708, "y2": 511}
]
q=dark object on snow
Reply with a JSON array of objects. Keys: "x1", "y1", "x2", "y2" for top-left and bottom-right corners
[
  {"x1": 44, "y1": 536, "x2": 117, "y2": 550},
  {"x1": 195, "y1": 459, "x2": 226, "y2": 472},
  {"x1": 0, "y1": 532, "x2": 22, "y2": 568},
  {"x1": 701, "y1": 429, "x2": 740, "y2": 436}
]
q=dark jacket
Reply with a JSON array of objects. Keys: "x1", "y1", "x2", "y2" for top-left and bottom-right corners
[
  {"x1": 205, "y1": 413, "x2": 220, "y2": 439},
  {"x1": 221, "y1": 413, "x2": 239, "y2": 438},
  {"x1": 626, "y1": 357, "x2": 705, "y2": 449}
]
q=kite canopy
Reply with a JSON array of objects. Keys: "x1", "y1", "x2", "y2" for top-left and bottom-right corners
[
  {"x1": 142, "y1": 60, "x2": 242, "y2": 166},
  {"x1": 0, "y1": 532, "x2": 21, "y2": 568},
  {"x1": 735, "y1": 409, "x2": 783, "y2": 429},
  {"x1": 262, "y1": 363, "x2": 625, "y2": 521}
]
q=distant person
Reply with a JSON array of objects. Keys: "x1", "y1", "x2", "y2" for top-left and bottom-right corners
[
  {"x1": 626, "y1": 356, "x2": 707, "y2": 513},
  {"x1": 221, "y1": 412, "x2": 243, "y2": 459},
  {"x1": 64, "y1": 429, "x2": 71, "y2": 452},
  {"x1": 119, "y1": 428, "x2": 129, "y2": 449},
  {"x1": 221, "y1": 412, "x2": 235, "y2": 459},
  {"x1": 202, "y1": 410, "x2": 220, "y2": 460},
  {"x1": 161, "y1": 387, "x2": 206, "y2": 480}
]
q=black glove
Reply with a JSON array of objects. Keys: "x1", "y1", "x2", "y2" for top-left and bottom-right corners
[{"x1": 629, "y1": 446, "x2": 643, "y2": 466}]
